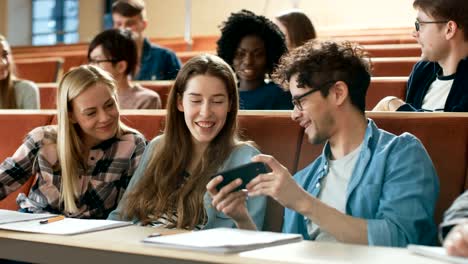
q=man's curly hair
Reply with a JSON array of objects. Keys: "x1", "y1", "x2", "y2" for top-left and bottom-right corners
[
  {"x1": 217, "y1": 9, "x2": 287, "y2": 75},
  {"x1": 273, "y1": 40, "x2": 371, "y2": 113}
]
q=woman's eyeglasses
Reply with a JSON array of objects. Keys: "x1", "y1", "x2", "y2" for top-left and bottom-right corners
[{"x1": 88, "y1": 58, "x2": 118, "y2": 65}]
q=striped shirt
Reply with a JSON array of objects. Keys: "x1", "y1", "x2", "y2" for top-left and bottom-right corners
[{"x1": 0, "y1": 125, "x2": 146, "y2": 219}]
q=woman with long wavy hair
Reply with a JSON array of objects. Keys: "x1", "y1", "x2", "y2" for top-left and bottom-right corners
[
  {"x1": 109, "y1": 54, "x2": 266, "y2": 230},
  {"x1": 0, "y1": 65, "x2": 146, "y2": 218},
  {"x1": 0, "y1": 35, "x2": 40, "y2": 109}
]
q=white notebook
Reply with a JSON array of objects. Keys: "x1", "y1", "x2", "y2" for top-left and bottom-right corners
[
  {"x1": 143, "y1": 227, "x2": 303, "y2": 254},
  {"x1": 408, "y1": 245, "x2": 468, "y2": 264},
  {"x1": 0, "y1": 209, "x2": 56, "y2": 224},
  {"x1": 0, "y1": 209, "x2": 131, "y2": 235}
]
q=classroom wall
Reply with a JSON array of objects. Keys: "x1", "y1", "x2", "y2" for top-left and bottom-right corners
[
  {"x1": 4, "y1": 0, "x2": 416, "y2": 45},
  {"x1": 79, "y1": 0, "x2": 104, "y2": 42},
  {"x1": 0, "y1": 0, "x2": 6, "y2": 35},
  {"x1": 144, "y1": 0, "x2": 415, "y2": 38},
  {"x1": 6, "y1": 0, "x2": 31, "y2": 46}
]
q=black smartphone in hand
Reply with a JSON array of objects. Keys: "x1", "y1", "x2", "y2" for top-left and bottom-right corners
[{"x1": 211, "y1": 162, "x2": 269, "y2": 192}]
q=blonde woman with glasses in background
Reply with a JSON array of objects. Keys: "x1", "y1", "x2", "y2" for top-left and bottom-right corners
[{"x1": 0, "y1": 65, "x2": 146, "y2": 218}]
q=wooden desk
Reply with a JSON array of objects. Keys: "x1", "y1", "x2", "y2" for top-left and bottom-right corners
[{"x1": 0, "y1": 226, "x2": 448, "y2": 264}]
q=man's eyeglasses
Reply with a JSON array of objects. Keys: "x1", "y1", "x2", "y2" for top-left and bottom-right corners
[
  {"x1": 414, "y1": 20, "x2": 448, "y2": 32},
  {"x1": 88, "y1": 58, "x2": 118, "y2": 65},
  {"x1": 292, "y1": 81, "x2": 336, "y2": 111}
]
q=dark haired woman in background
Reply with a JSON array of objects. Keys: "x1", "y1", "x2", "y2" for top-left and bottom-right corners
[{"x1": 217, "y1": 9, "x2": 292, "y2": 110}]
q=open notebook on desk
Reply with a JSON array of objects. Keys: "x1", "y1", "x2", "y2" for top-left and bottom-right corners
[
  {"x1": 0, "y1": 209, "x2": 56, "y2": 224},
  {"x1": 143, "y1": 227, "x2": 303, "y2": 254},
  {"x1": 0, "y1": 209, "x2": 131, "y2": 235}
]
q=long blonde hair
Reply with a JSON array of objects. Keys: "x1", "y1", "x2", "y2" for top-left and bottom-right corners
[
  {"x1": 57, "y1": 65, "x2": 136, "y2": 213},
  {"x1": 121, "y1": 54, "x2": 246, "y2": 229},
  {"x1": 0, "y1": 35, "x2": 17, "y2": 109}
]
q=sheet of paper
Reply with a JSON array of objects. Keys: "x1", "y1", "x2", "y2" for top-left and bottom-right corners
[
  {"x1": 143, "y1": 228, "x2": 302, "y2": 253},
  {"x1": 0, "y1": 217, "x2": 131, "y2": 235},
  {"x1": 408, "y1": 245, "x2": 468, "y2": 264},
  {"x1": 0, "y1": 209, "x2": 56, "y2": 224}
]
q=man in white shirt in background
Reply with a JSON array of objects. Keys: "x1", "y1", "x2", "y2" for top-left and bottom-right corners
[{"x1": 373, "y1": 0, "x2": 468, "y2": 112}]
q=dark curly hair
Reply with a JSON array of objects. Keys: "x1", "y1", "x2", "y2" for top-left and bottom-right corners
[
  {"x1": 217, "y1": 9, "x2": 287, "y2": 76},
  {"x1": 273, "y1": 40, "x2": 371, "y2": 113}
]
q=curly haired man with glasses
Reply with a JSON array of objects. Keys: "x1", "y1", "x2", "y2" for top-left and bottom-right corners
[
  {"x1": 210, "y1": 40, "x2": 440, "y2": 247},
  {"x1": 374, "y1": 0, "x2": 468, "y2": 112}
]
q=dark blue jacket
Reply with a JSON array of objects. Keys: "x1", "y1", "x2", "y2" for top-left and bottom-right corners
[
  {"x1": 135, "y1": 38, "x2": 181, "y2": 81},
  {"x1": 239, "y1": 82, "x2": 293, "y2": 110},
  {"x1": 397, "y1": 58, "x2": 468, "y2": 112}
]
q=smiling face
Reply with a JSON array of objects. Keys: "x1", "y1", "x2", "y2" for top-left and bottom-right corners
[
  {"x1": 177, "y1": 74, "x2": 230, "y2": 151},
  {"x1": 0, "y1": 40, "x2": 11, "y2": 81},
  {"x1": 232, "y1": 35, "x2": 267, "y2": 84},
  {"x1": 413, "y1": 9, "x2": 449, "y2": 62},
  {"x1": 289, "y1": 74, "x2": 336, "y2": 145},
  {"x1": 70, "y1": 83, "x2": 119, "y2": 148}
]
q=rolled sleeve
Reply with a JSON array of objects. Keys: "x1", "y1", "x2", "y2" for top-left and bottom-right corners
[{"x1": 367, "y1": 134, "x2": 439, "y2": 247}]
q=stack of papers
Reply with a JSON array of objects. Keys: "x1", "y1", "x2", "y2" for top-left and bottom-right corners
[
  {"x1": 0, "y1": 209, "x2": 131, "y2": 235},
  {"x1": 408, "y1": 245, "x2": 468, "y2": 264},
  {"x1": 143, "y1": 227, "x2": 303, "y2": 254}
]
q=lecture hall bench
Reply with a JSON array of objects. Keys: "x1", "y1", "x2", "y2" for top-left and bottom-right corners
[{"x1": 0, "y1": 110, "x2": 466, "y2": 234}]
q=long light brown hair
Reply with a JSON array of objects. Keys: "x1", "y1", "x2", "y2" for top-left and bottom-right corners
[
  {"x1": 276, "y1": 10, "x2": 316, "y2": 49},
  {"x1": 57, "y1": 65, "x2": 137, "y2": 213},
  {"x1": 121, "y1": 54, "x2": 245, "y2": 229},
  {"x1": 0, "y1": 35, "x2": 17, "y2": 109}
]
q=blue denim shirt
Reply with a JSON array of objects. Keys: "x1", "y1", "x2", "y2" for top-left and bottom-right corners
[
  {"x1": 135, "y1": 38, "x2": 181, "y2": 81},
  {"x1": 108, "y1": 136, "x2": 266, "y2": 230},
  {"x1": 283, "y1": 119, "x2": 439, "y2": 247}
]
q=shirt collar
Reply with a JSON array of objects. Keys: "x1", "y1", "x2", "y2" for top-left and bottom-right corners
[
  {"x1": 318, "y1": 118, "x2": 375, "y2": 169},
  {"x1": 90, "y1": 137, "x2": 120, "y2": 150}
]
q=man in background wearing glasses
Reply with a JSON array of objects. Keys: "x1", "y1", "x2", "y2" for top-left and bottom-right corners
[
  {"x1": 212, "y1": 40, "x2": 440, "y2": 247},
  {"x1": 374, "y1": 0, "x2": 468, "y2": 112}
]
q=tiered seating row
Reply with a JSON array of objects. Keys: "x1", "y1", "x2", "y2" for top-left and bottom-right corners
[
  {"x1": 36, "y1": 77, "x2": 408, "y2": 110},
  {"x1": 0, "y1": 110, "x2": 466, "y2": 231}
]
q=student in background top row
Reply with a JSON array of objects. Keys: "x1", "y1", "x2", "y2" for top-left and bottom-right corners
[
  {"x1": 108, "y1": 54, "x2": 266, "y2": 230},
  {"x1": 0, "y1": 65, "x2": 146, "y2": 218},
  {"x1": 0, "y1": 35, "x2": 39, "y2": 109},
  {"x1": 210, "y1": 40, "x2": 439, "y2": 247},
  {"x1": 88, "y1": 28, "x2": 162, "y2": 109},
  {"x1": 274, "y1": 9, "x2": 317, "y2": 50},
  {"x1": 374, "y1": 0, "x2": 468, "y2": 112},
  {"x1": 112, "y1": 0, "x2": 181, "y2": 81},
  {"x1": 217, "y1": 9, "x2": 293, "y2": 110}
]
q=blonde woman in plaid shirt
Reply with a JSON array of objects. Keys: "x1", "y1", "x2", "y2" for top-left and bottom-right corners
[{"x1": 0, "y1": 65, "x2": 146, "y2": 218}]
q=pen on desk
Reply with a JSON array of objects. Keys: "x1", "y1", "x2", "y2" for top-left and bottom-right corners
[
  {"x1": 39, "y1": 215, "x2": 65, "y2": 224},
  {"x1": 147, "y1": 232, "x2": 161, "y2": 238}
]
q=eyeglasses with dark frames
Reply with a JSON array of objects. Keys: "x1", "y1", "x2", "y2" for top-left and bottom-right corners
[
  {"x1": 88, "y1": 58, "x2": 118, "y2": 65},
  {"x1": 414, "y1": 20, "x2": 449, "y2": 32},
  {"x1": 292, "y1": 81, "x2": 336, "y2": 111}
]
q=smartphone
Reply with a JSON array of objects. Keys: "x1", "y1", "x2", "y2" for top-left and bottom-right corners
[{"x1": 211, "y1": 162, "x2": 269, "y2": 192}]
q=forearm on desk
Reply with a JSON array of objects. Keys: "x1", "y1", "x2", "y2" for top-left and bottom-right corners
[{"x1": 294, "y1": 192, "x2": 368, "y2": 244}]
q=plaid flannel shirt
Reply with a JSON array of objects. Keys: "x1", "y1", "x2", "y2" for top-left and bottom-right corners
[{"x1": 0, "y1": 126, "x2": 146, "y2": 219}]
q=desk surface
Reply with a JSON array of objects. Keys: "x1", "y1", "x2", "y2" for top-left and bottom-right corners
[{"x1": 0, "y1": 226, "x2": 449, "y2": 264}]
